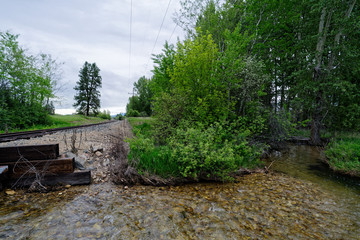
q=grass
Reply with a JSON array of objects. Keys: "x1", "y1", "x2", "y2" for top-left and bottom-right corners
[
  {"x1": 127, "y1": 117, "x2": 180, "y2": 178},
  {"x1": 324, "y1": 131, "x2": 360, "y2": 177},
  {"x1": 0, "y1": 114, "x2": 109, "y2": 133},
  {"x1": 325, "y1": 137, "x2": 360, "y2": 177},
  {"x1": 127, "y1": 117, "x2": 156, "y2": 138}
]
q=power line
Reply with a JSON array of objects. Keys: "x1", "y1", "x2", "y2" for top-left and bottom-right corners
[
  {"x1": 128, "y1": 0, "x2": 132, "y2": 83},
  {"x1": 144, "y1": 0, "x2": 172, "y2": 75},
  {"x1": 169, "y1": 23, "x2": 177, "y2": 43}
]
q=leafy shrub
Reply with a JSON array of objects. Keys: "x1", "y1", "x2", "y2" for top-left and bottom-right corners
[
  {"x1": 1, "y1": 103, "x2": 51, "y2": 131},
  {"x1": 325, "y1": 139, "x2": 360, "y2": 175},
  {"x1": 168, "y1": 122, "x2": 262, "y2": 181},
  {"x1": 114, "y1": 113, "x2": 124, "y2": 120},
  {"x1": 98, "y1": 110, "x2": 111, "y2": 120},
  {"x1": 139, "y1": 111, "x2": 148, "y2": 117},
  {"x1": 126, "y1": 109, "x2": 140, "y2": 117}
]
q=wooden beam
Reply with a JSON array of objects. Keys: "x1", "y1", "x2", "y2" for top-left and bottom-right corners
[
  {"x1": 3, "y1": 158, "x2": 74, "y2": 178},
  {"x1": 0, "y1": 144, "x2": 59, "y2": 163},
  {"x1": 0, "y1": 165, "x2": 8, "y2": 175},
  {"x1": 7, "y1": 171, "x2": 91, "y2": 187}
]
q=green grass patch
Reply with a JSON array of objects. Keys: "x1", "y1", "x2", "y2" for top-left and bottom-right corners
[
  {"x1": 0, "y1": 114, "x2": 108, "y2": 133},
  {"x1": 127, "y1": 117, "x2": 156, "y2": 138},
  {"x1": 325, "y1": 137, "x2": 360, "y2": 177},
  {"x1": 128, "y1": 137, "x2": 180, "y2": 178},
  {"x1": 127, "y1": 117, "x2": 179, "y2": 178}
]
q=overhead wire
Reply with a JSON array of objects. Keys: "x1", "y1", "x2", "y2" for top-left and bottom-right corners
[
  {"x1": 128, "y1": 0, "x2": 133, "y2": 84},
  {"x1": 169, "y1": 23, "x2": 177, "y2": 43},
  {"x1": 144, "y1": 0, "x2": 172, "y2": 76}
]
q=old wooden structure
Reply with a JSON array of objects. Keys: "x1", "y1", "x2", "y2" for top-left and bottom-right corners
[{"x1": 0, "y1": 144, "x2": 90, "y2": 189}]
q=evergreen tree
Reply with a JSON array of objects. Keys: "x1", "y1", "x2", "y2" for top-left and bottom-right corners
[{"x1": 73, "y1": 61, "x2": 102, "y2": 116}]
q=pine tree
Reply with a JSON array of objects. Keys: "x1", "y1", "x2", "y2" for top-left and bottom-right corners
[{"x1": 73, "y1": 61, "x2": 102, "y2": 116}]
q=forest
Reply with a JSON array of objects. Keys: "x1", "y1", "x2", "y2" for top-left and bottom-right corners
[{"x1": 126, "y1": 0, "x2": 360, "y2": 180}]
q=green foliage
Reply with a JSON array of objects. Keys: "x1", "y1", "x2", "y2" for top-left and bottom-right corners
[
  {"x1": 0, "y1": 114, "x2": 107, "y2": 133},
  {"x1": 168, "y1": 122, "x2": 261, "y2": 181},
  {"x1": 325, "y1": 138, "x2": 360, "y2": 176},
  {"x1": 0, "y1": 31, "x2": 60, "y2": 130},
  {"x1": 266, "y1": 109, "x2": 296, "y2": 142},
  {"x1": 126, "y1": 0, "x2": 360, "y2": 180},
  {"x1": 73, "y1": 61, "x2": 102, "y2": 116},
  {"x1": 150, "y1": 42, "x2": 176, "y2": 96},
  {"x1": 128, "y1": 136, "x2": 179, "y2": 178},
  {"x1": 126, "y1": 109, "x2": 140, "y2": 117},
  {"x1": 114, "y1": 113, "x2": 124, "y2": 120},
  {"x1": 128, "y1": 119, "x2": 262, "y2": 181},
  {"x1": 98, "y1": 110, "x2": 111, "y2": 120},
  {"x1": 127, "y1": 118, "x2": 179, "y2": 178},
  {"x1": 126, "y1": 76, "x2": 153, "y2": 116}
]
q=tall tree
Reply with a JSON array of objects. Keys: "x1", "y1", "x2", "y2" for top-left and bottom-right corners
[
  {"x1": 73, "y1": 62, "x2": 102, "y2": 116},
  {"x1": 0, "y1": 31, "x2": 60, "y2": 130},
  {"x1": 126, "y1": 76, "x2": 153, "y2": 116}
]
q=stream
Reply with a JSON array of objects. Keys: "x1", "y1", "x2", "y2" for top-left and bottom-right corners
[{"x1": 1, "y1": 145, "x2": 359, "y2": 239}]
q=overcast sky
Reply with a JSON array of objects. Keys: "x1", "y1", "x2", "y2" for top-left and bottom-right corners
[{"x1": 1, "y1": 0, "x2": 185, "y2": 114}]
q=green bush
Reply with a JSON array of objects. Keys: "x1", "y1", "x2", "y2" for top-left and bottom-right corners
[
  {"x1": 325, "y1": 139, "x2": 360, "y2": 175},
  {"x1": 0, "y1": 103, "x2": 51, "y2": 131},
  {"x1": 126, "y1": 109, "x2": 140, "y2": 117},
  {"x1": 139, "y1": 111, "x2": 148, "y2": 117},
  {"x1": 114, "y1": 113, "x2": 124, "y2": 120},
  {"x1": 128, "y1": 119, "x2": 263, "y2": 181},
  {"x1": 168, "y1": 122, "x2": 261, "y2": 181},
  {"x1": 98, "y1": 110, "x2": 111, "y2": 120}
]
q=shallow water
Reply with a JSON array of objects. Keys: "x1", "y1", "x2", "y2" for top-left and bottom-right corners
[{"x1": 1, "y1": 145, "x2": 359, "y2": 239}]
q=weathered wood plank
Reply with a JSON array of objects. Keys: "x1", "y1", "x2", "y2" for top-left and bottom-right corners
[
  {"x1": 3, "y1": 158, "x2": 74, "y2": 178},
  {"x1": 7, "y1": 171, "x2": 91, "y2": 187},
  {"x1": 0, "y1": 144, "x2": 59, "y2": 163},
  {"x1": 0, "y1": 166, "x2": 9, "y2": 191},
  {"x1": 0, "y1": 165, "x2": 8, "y2": 175}
]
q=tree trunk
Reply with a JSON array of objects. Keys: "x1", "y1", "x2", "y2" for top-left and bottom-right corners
[
  {"x1": 310, "y1": 7, "x2": 332, "y2": 145},
  {"x1": 311, "y1": 91, "x2": 323, "y2": 145}
]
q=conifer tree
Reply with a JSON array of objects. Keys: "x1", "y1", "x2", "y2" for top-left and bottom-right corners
[{"x1": 73, "y1": 61, "x2": 102, "y2": 116}]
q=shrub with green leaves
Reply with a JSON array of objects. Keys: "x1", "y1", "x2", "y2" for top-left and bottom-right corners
[
  {"x1": 128, "y1": 120, "x2": 263, "y2": 181},
  {"x1": 168, "y1": 122, "x2": 262, "y2": 181},
  {"x1": 98, "y1": 110, "x2": 111, "y2": 120},
  {"x1": 126, "y1": 109, "x2": 140, "y2": 117}
]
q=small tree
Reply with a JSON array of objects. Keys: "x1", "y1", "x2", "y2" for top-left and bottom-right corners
[{"x1": 73, "y1": 61, "x2": 102, "y2": 116}]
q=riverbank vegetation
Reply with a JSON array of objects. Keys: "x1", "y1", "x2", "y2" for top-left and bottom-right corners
[
  {"x1": 125, "y1": 0, "x2": 359, "y2": 181},
  {"x1": 325, "y1": 134, "x2": 360, "y2": 177}
]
